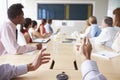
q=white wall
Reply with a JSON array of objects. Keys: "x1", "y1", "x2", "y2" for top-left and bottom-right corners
[
  {"x1": 0, "y1": 0, "x2": 7, "y2": 25},
  {"x1": 7, "y1": 0, "x2": 21, "y2": 7},
  {"x1": 3, "y1": 0, "x2": 108, "y2": 34},
  {"x1": 21, "y1": 0, "x2": 108, "y2": 34},
  {"x1": 108, "y1": 0, "x2": 120, "y2": 17}
]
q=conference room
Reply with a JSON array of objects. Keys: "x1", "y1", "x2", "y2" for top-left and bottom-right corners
[{"x1": 0, "y1": 0, "x2": 120, "y2": 80}]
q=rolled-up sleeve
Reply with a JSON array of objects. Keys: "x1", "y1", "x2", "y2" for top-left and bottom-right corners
[
  {"x1": 0, "y1": 64, "x2": 28, "y2": 80},
  {"x1": 81, "y1": 60, "x2": 107, "y2": 80}
]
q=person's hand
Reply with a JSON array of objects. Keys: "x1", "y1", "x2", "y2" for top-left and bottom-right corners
[
  {"x1": 80, "y1": 38, "x2": 92, "y2": 61},
  {"x1": 27, "y1": 49, "x2": 50, "y2": 71},
  {"x1": 36, "y1": 43, "x2": 42, "y2": 50}
]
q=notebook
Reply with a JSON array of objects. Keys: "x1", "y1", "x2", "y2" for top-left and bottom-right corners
[
  {"x1": 32, "y1": 38, "x2": 50, "y2": 43},
  {"x1": 92, "y1": 51, "x2": 120, "y2": 60},
  {"x1": 60, "y1": 38, "x2": 76, "y2": 44}
]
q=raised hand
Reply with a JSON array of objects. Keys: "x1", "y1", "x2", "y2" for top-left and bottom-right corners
[
  {"x1": 27, "y1": 49, "x2": 50, "y2": 71},
  {"x1": 80, "y1": 38, "x2": 92, "y2": 61}
]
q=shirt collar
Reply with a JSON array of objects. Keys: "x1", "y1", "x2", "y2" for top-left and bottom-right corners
[{"x1": 7, "y1": 19, "x2": 16, "y2": 29}]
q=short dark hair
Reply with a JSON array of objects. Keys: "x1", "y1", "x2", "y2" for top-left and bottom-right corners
[
  {"x1": 47, "y1": 19, "x2": 52, "y2": 24},
  {"x1": 32, "y1": 20, "x2": 37, "y2": 28},
  {"x1": 24, "y1": 18, "x2": 32, "y2": 28},
  {"x1": 7, "y1": 3, "x2": 24, "y2": 19},
  {"x1": 41, "y1": 19, "x2": 47, "y2": 25},
  {"x1": 104, "y1": 16, "x2": 113, "y2": 27}
]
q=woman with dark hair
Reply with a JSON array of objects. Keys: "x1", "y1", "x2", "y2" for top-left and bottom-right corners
[
  {"x1": 38, "y1": 19, "x2": 50, "y2": 38},
  {"x1": 28, "y1": 20, "x2": 43, "y2": 40},
  {"x1": 20, "y1": 18, "x2": 32, "y2": 43}
]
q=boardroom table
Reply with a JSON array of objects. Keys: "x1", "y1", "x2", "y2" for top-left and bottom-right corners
[{"x1": 0, "y1": 34, "x2": 120, "y2": 80}]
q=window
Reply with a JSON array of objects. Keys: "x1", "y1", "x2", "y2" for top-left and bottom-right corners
[
  {"x1": 37, "y1": 4, "x2": 93, "y2": 20},
  {"x1": 38, "y1": 4, "x2": 64, "y2": 19}
]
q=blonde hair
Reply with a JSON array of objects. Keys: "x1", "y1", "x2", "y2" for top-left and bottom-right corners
[{"x1": 88, "y1": 16, "x2": 97, "y2": 24}]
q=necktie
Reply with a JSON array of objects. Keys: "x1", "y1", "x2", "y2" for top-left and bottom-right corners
[{"x1": 16, "y1": 29, "x2": 18, "y2": 41}]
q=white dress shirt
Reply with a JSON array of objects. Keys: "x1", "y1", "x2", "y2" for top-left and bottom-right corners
[
  {"x1": 28, "y1": 28, "x2": 36, "y2": 39},
  {"x1": 91, "y1": 27, "x2": 117, "y2": 48},
  {"x1": 0, "y1": 64, "x2": 27, "y2": 80},
  {"x1": 0, "y1": 20, "x2": 37, "y2": 55},
  {"x1": 81, "y1": 60, "x2": 107, "y2": 80},
  {"x1": 16, "y1": 25, "x2": 27, "y2": 46},
  {"x1": 44, "y1": 23, "x2": 53, "y2": 33}
]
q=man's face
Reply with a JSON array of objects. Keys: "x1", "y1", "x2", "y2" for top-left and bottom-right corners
[
  {"x1": 101, "y1": 19, "x2": 106, "y2": 28},
  {"x1": 17, "y1": 13, "x2": 25, "y2": 24}
]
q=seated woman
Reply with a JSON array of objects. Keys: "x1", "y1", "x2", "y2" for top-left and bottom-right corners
[
  {"x1": 111, "y1": 8, "x2": 120, "y2": 52},
  {"x1": 37, "y1": 19, "x2": 51, "y2": 38},
  {"x1": 91, "y1": 16, "x2": 118, "y2": 48},
  {"x1": 28, "y1": 20, "x2": 43, "y2": 40},
  {"x1": 80, "y1": 16, "x2": 101, "y2": 38},
  {"x1": 113, "y1": 8, "x2": 120, "y2": 32},
  {"x1": 20, "y1": 18, "x2": 32, "y2": 43}
]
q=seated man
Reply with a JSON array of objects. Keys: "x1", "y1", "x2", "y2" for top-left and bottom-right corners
[
  {"x1": 44, "y1": 19, "x2": 53, "y2": 35},
  {"x1": 78, "y1": 38, "x2": 107, "y2": 80},
  {"x1": 0, "y1": 3, "x2": 42, "y2": 55},
  {"x1": 91, "y1": 16, "x2": 117, "y2": 48}
]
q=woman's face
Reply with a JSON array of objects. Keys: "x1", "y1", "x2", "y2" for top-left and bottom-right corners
[
  {"x1": 101, "y1": 19, "x2": 106, "y2": 28},
  {"x1": 34, "y1": 25, "x2": 37, "y2": 29}
]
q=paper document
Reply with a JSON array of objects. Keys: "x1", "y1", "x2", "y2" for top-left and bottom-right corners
[
  {"x1": 92, "y1": 51, "x2": 120, "y2": 60},
  {"x1": 65, "y1": 38, "x2": 76, "y2": 41},
  {"x1": 32, "y1": 38, "x2": 50, "y2": 43}
]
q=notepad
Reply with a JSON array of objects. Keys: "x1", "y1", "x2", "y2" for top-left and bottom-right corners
[
  {"x1": 92, "y1": 51, "x2": 120, "y2": 60},
  {"x1": 61, "y1": 38, "x2": 76, "y2": 44},
  {"x1": 32, "y1": 38, "x2": 50, "y2": 43},
  {"x1": 65, "y1": 38, "x2": 76, "y2": 41}
]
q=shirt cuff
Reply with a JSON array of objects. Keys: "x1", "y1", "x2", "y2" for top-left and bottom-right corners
[
  {"x1": 16, "y1": 64, "x2": 28, "y2": 76},
  {"x1": 81, "y1": 60, "x2": 99, "y2": 76},
  {"x1": 25, "y1": 45, "x2": 37, "y2": 53}
]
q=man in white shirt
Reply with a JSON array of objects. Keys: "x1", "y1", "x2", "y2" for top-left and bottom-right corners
[
  {"x1": 91, "y1": 16, "x2": 117, "y2": 48},
  {"x1": 78, "y1": 38, "x2": 107, "y2": 80},
  {"x1": 44, "y1": 19, "x2": 53, "y2": 34},
  {"x1": 0, "y1": 4, "x2": 42, "y2": 55},
  {"x1": 0, "y1": 49, "x2": 50, "y2": 80}
]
